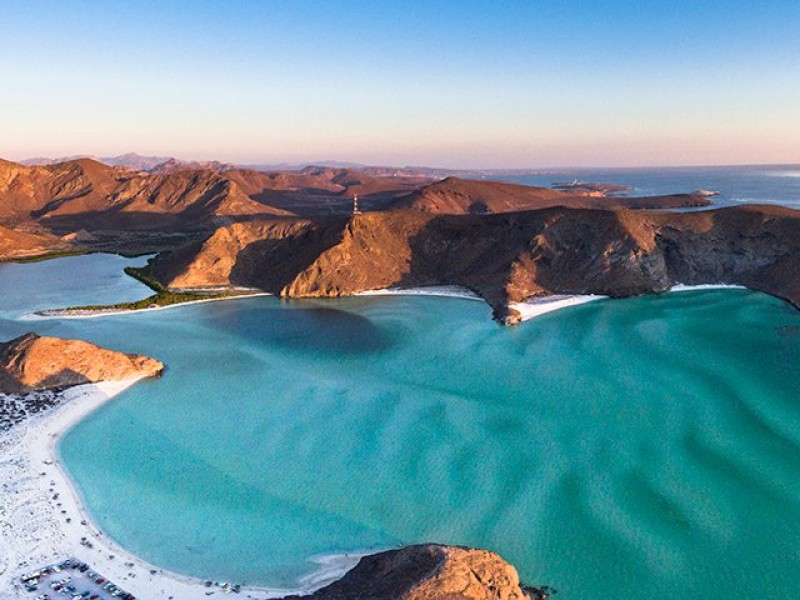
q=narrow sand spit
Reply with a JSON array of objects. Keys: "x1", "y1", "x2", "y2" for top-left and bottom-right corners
[
  {"x1": 0, "y1": 380, "x2": 359, "y2": 598},
  {"x1": 24, "y1": 291, "x2": 272, "y2": 321}
]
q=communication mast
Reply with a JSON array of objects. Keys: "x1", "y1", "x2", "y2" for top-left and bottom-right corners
[{"x1": 353, "y1": 193, "x2": 362, "y2": 215}]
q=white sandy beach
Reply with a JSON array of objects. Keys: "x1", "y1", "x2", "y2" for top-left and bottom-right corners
[
  {"x1": 357, "y1": 285, "x2": 484, "y2": 301},
  {"x1": 360, "y1": 286, "x2": 610, "y2": 322},
  {"x1": 0, "y1": 282, "x2": 759, "y2": 597},
  {"x1": 0, "y1": 380, "x2": 360, "y2": 599},
  {"x1": 364, "y1": 284, "x2": 749, "y2": 323},
  {"x1": 668, "y1": 283, "x2": 746, "y2": 293},
  {"x1": 509, "y1": 294, "x2": 607, "y2": 322},
  {"x1": 24, "y1": 283, "x2": 751, "y2": 326}
]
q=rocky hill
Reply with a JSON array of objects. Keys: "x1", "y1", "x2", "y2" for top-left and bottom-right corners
[
  {"x1": 0, "y1": 156, "x2": 723, "y2": 260},
  {"x1": 0, "y1": 158, "x2": 429, "y2": 232},
  {"x1": 223, "y1": 166, "x2": 433, "y2": 215},
  {"x1": 0, "y1": 333, "x2": 164, "y2": 394},
  {"x1": 0, "y1": 224, "x2": 65, "y2": 258},
  {"x1": 280, "y1": 544, "x2": 548, "y2": 600},
  {"x1": 151, "y1": 204, "x2": 800, "y2": 324},
  {"x1": 0, "y1": 158, "x2": 290, "y2": 232},
  {"x1": 394, "y1": 176, "x2": 711, "y2": 214}
]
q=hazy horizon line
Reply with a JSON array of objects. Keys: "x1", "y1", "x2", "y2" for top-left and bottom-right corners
[{"x1": 4, "y1": 151, "x2": 799, "y2": 173}]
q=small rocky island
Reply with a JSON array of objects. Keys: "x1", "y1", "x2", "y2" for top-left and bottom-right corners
[
  {"x1": 0, "y1": 332, "x2": 164, "y2": 394},
  {"x1": 280, "y1": 544, "x2": 551, "y2": 600}
]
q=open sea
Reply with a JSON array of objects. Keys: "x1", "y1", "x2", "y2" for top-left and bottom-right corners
[
  {"x1": 1, "y1": 165, "x2": 800, "y2": 598},
  {"x1": 496, "y1": 163, "x2": 800, "y2": 210}
]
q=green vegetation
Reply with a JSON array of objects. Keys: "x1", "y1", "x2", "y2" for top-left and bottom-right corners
[
  {"x1": 124, "y1": 263, "x2": 168, "y2": 293},
  {"x1": 65, "y1": 291, "x2": 221, "y2": 312},
  {"x1": 3, "y1": 249, "x2": 89, "y2": 264},
  {"x1": 54, "y1": 259, "x2": 250, "y2": 313}
]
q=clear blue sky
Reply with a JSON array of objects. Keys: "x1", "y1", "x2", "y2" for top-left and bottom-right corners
[{"x1": 1, "y1": 1, "x2": 798, "y2": 168}]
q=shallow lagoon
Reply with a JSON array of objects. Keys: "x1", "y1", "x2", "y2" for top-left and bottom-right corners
[{"x1": 2, "y1": 254, "x2": 800, "y2": 598}]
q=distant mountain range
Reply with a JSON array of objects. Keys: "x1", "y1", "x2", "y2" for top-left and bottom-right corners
[
  {"x1": 20, "y1": 153, "x2": 238, "y2": 174},
  {"x1": 19, "y1": 152, "x2": 579, "y2": 179},
  {"x1": 19, "y1": 153, "x2": 381, "y2": 173}
]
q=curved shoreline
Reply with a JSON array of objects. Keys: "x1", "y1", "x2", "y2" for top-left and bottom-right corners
[
  {"x1": 1, "y1": 284, "x2": 760, "y2": 596},
  {"x1": 1, "y1": 380, "x2": 362, "y2": 598},
  {"x1": 25, "y1": 283, "x2": 751, "y2": 324}
]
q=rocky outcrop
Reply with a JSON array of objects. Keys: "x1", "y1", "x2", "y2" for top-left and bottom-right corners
[
  {"x1": 151, "y1": 204, "x2": 800, "y2": 324},
  {"x1": 0, "y1": 333, "x2": 164, "y2": 394},
  {"x1": 281, "y1": 544, "x2": 548, "y2": 600},
  {"x1": 394, "y1": 176, "x2": 711, "y2": 214}
]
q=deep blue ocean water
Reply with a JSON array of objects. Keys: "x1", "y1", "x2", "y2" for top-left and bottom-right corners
[
  {"x1": 494, "y1": 163, "x2": 800, "y2": 210},
  {"x1": 1, "y1": 166, "x2": 800, "y2": 598}
]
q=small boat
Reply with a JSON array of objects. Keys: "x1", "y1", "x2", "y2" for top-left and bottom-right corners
[{"x1": 692, "y1": 189, "x2": 719, "y2": 197}]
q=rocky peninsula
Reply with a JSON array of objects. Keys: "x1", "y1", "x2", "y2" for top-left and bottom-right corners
[
  {"x1": 150, "y1": 204, "x2": 800, "y2": 324},
  {"x1": 0, "y1": 332, "x2": 164, "y2": 395}
]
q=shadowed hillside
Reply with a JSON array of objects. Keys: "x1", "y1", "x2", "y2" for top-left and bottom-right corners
[{"x1": 151, "y1": 204, "x2": 800, "y2": 324}]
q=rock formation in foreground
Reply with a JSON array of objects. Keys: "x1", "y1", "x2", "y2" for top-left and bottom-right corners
[
  {"x1": 152, "y1": 204, "x2": 800, "y2": 324},
  {"x1": 0, "y1": 333, "x2": 164, "y2": 394},
  {"x1": 281, "y1": 544, "x2": 548, "y2": 600}
]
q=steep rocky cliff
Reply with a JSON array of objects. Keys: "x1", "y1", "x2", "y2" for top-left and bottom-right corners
[
  {"x1": 281, "y1": 545, "x2": 548, "y2": 600},
  {"x1": 0, "y1": 333, "x2": 164, "y2": 394},
  {"x1": 152, "y1": 205, "x2": 800, "y2": 324}
]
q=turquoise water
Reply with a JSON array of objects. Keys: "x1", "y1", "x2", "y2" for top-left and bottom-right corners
[
  {"x1": 2, "y1": 255, "x2": 800, "y2": 598},
  {"x1": 0, "y1": 253, "x2": 152, "y2": 326}
]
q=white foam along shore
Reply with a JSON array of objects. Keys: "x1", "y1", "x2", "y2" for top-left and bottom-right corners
[
  {"x1": 0, "y1": 379, "x2": 361, "y2": 599},
  {"x1": 668, "y1": 283, "x2": 746, "y2": 293}
]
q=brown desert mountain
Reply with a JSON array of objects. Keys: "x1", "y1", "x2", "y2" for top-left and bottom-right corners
[
  {"x1": 0, "y1": 156, "x2": 716, "y2": 259},
  {"x1": 0, "y1": 332, "x2": 164, "y2": 394},
  {"x1": 152, "y1": 204, "x2": 800, "y2": 324},
  {"x1": 0, "y1": 158, "x2": 428, "y2": 236},
  {"x1": 280, "y1": 544, "x2": 547, "y2": 600},
  {"x1": 0, "y1": 158, "x2": 289, "y2": 231}
]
